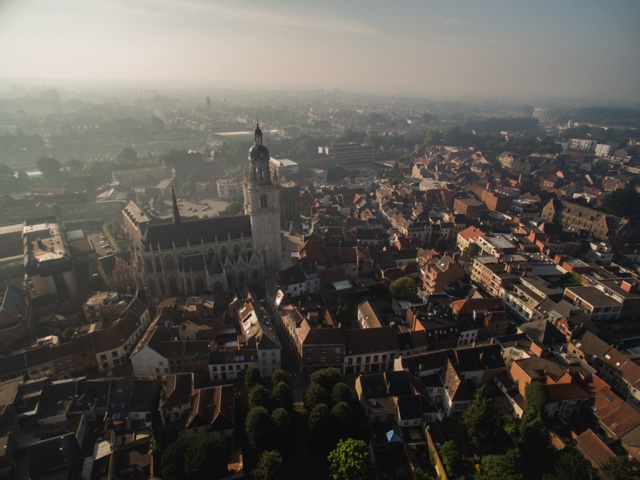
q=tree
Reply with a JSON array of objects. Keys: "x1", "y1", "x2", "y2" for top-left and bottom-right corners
[
  {"x1": 480, "y1": 449, "x2": 522, "y2": 480},
  {"x1": 331, "y1": 401, "x2": 353, "y2": 441},
  {"x1": 245, "y1": 364, "x2": 263, "y2": 390},
  {"x1": 36, "y1": 156, "x2": 62, "y2": 177},
  {"x1": 271, "y1": 381, "x2": 293, "y2": 412},
  {"x1": 331, "y1": 382, "x2": 353, "y2": 405},
  {"x1": 0, "y1": 164, "x2": 15, "y2": 180},
  {"x1": 271, "y1": 369, "x2": 290, "y2": 387},
  {"x1": 65, "y1": 158, "x2": 84, "y2": 175},
  {"x1": 225, "y1": 201, "x2": 244, "y2": 216},
  {"x1": 462, "y1": 243, "x2": 482, "y2": 270},
  {"x1": 271, "y1": 408, "x2": 293, "y2": 453},
  {"x1": 434, "y1": 236, "x2": 448, "y2": 252},
  {"x1": 424, "y1": 128, "x2": 441, "y2": 147},
  {"x1": 305, "y1": 383, "x2": 330, "y2": 411},
  {"x1": 184, "y1": 433, "x2": 229, "y2": 480},
  {"x1": 461, "y1": 384, "x2": 503, "y2": 454},
  {"x1": 310, "y1": 367, "x2": 343, "y2": 393},
  {"x1": 308, "y1": 403, "x2": 331, "y2": 445},
  {"x1": 599, "y1": 188, "x2": 640, "y2": 217},
  {"x1": 439, "y1": 440, "x2": 464, "y2": 479},
  {"x1": 245, "y1": 406, "x2": 274, "y2": 452},
  {"x1": 544, "y1": 447, "x2": 592, "y2": 480},
  {"x1": 389, "y1": 277, "x2": 418, "y2": 299},
  {"x1": 599, "y1": 455, "x2": 635, "y2": 480},
  {"x1": 328, "y1": 438, "x2": 374, "y2": 480},
  {"x1": 161, "y1": 439, "x2": 189, "y2": 480},
  {"x1": 249, "y1": 385, "x2": 272, "y2": 410},
  {"x1": 253, "y1": 450, "x2": 285, "y2": 480},
  {"x1": 118, "y1": 146, "x2": 138, "y2": 163}
]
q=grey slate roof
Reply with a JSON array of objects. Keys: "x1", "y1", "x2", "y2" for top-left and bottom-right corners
[{"x1": 142, "y1": 215, "x2": 252, "y2": 251}]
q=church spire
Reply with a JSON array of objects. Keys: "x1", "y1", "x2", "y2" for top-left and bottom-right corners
[
  {"x1": 254, "y1": 122, "x2": 263, "y2": 145},
  {"x1": 171, "y1": 185, "x2": 181, "y2": 225}
]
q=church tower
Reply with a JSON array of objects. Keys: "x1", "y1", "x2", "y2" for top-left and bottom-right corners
[{"x1": 243, "y1": 124, "x2": 282, "y2": 274}]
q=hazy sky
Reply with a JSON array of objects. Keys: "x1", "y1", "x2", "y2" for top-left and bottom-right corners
[{"x1": 1, "y1": 0, "x2": 639, "y2": 100}]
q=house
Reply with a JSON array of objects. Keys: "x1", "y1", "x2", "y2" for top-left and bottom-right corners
[
  {"x1": 509, "y1": 356, "x2": 590, "y2": 419},
  {"x1": 355, "y1": 371, "x2": 424, "y2": 426},
  {"x1": 183, "y1": 385, "x2": 235, "y2": 441},
  {"x1": 574, "y1": 429, "x2": 616, "y2": 470},
  {"x1": 453, "y1": 344, "x2": 506, "y2": 386},
  {"x1": 422, "y1": 254, "x2": 465, "y2": 294},
  {"x1": 357, "y1": 300, "x2": 383, "y2": 329},
  {"x1": 208, "y1": 348, "x2": 258, "y2": 381},
  {"x1": 237, "y1": 293, "x2": 282, "y2": 377},
  {"x1": 343, "y1": 327, "x2": 398, "y2": 375},
  {"x1": 159, "y1": 373, "x2": 194, "y2": 426}
]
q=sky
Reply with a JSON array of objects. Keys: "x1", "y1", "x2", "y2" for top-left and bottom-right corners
[{"x1": 0, "y1": 0, "x2": 639, "y2": 101}]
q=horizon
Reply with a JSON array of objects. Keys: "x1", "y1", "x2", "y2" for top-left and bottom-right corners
[{"x1": 1, "y1": 1, "x2": 639, "y2": 103}]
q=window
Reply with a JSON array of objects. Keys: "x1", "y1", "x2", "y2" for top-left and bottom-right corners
[
  {"x1": 321, "y1": 348, "x2": 326, "y2": 354},
  {"x1": 335, "y1": 347, "x2": 341, "y2": 354}
]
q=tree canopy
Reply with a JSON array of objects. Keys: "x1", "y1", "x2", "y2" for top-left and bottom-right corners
[
  {"x1": 253, "y1": 450, "x2": 285, "y2": 480},
  {"x1": 461, "y1": 384, "x2": 503, "y2": 454},
  {"x1": 328, "y1": 438, "x2": 374, "y2": 480},
  {"x1": 389, "y1": 277, "x2": 418, "y2": 299},
  {"x1": 599, "y1": 188, "x2": 640, "y2": 217},
  {"x1": 183, "y1": 433, "x2": 229, "y2": 480},
  {"x1": 36, "y1": 156, "x2": 62, "y2": 176},
  {"x1": 462, "y1": 243, "x2": 482, "y2": 270},
  {"x1": 439, "y1": 440, "x2": 464, "y2": 479},
  {"x1": 245, "y1": 406, "x2": 274, "y2": 452}
]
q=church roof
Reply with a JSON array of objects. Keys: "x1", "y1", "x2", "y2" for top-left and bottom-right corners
[{"x1": 142, "y1": 215, "x2": 252, "y2": 250}]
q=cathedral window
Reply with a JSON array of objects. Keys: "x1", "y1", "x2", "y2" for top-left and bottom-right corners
[{"x1": 261, "y1": 194, "x2": 267, "y2": 208}]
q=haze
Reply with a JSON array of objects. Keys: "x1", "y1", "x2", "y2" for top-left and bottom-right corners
[{"x1": 1, "y1": 0, "x2": 639, "y2": 101}]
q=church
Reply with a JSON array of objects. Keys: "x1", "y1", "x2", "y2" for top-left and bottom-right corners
[{"x1": 123, "y1": 125, "x2": 282, "y2": 301}]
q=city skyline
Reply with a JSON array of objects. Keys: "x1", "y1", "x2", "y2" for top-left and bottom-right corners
[{"x1": 0, "y1": 0, "x2": 639, "y2": 101}]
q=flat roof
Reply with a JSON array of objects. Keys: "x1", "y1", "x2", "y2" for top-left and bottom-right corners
[{"x1": 566, "y1": 286, "x2": 622, "y2": 308}]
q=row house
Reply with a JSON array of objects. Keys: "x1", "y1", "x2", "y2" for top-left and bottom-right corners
[
  {"x1": 399, "y1": 344, "x2": 506, "y2": 418},
  {"x1": 208, "y1": 348, "x2": 258, "y2": 382},
  {"x1": 130, "y1": 308, "x2": 210, "y2": 381},
  {"x1": 563, "y1": 286, "x2": 624, "y2": 322},
  {"x1": 0, "y1": 291, "x2": 148, "y2": 382},
  {"x1": 502, "y1": 274, "x2": 564, "y2": 323},
  {"x1": 344, "y1": 327, "x2": 398, "y2": 375},
  {"x1": 183, "y1": 384, "x2": 235, "y2": 442},
  {"x1": 281, "y1": 305, "x2": 344, "y2": 373},
  {"x1": 236, "y1": 291, "x2": 282, "y2": 377},
  {"x1": 355, "y1": 371, "x2": 429, "y2": 425},
  {"x1": 580, "y1": 374, "x2": 640, "y2": 463},
  {"x1": 470, "y1": 256, "x2": 521, "y2": 297},
  {"x1": 509, "y1": 356, "x2": 591, "y2": 419},
  {"x1": 407, "y1": 307, "x2": 462, "y2": 351},
  {"x1": 456, "y1": 225, "x2": 486, "y2": 253},
  {"x1": 97, "y1": 253, "x2": 135, "y2": 291},
  {"x1": 569, "y1": 330, "x2": 640, "y2": 411},
  {"x1": 422, "y1": 254, "x2": 465, "y2": 294},
  {"x1": 159, "y1": 373, "x2": 194, "y2": 426},
  {"x1": 451, "y1": 297, "x2": 510, "y2": 341}
]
